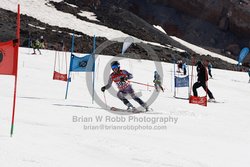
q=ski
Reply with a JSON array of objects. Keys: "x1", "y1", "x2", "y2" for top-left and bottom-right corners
[
  {"x1": 110, "y1": 107, "x2": 151, "y2": 113},
  {"x1": 208, "y1": 100, "x2": 225, "y2": 103}
]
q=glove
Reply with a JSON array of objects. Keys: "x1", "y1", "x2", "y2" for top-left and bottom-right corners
[
  {"x1": 120, "y1": 77, "x2": 127, "y2": 82},
  {"x1": 101, "y1": 86, "x2": 106, "y2": 92}
]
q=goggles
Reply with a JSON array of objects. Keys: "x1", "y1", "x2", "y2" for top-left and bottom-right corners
[{"x1": 111, "y1": 64, "x2": 119, "y2": 70}]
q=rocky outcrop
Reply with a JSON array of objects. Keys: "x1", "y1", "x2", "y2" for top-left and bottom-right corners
[
  {"x1": 108, "y1": 0, "x2": 249, "y2": 63},
  {"x1": 152, "y1": 0, "x2": 250, "y2": 38},
  {"x1": 230, "y1": 3, "x2": 250, "y2": 38},
  {"x1": 0, "y1": 1, "x2": 248, "y2": 70}
]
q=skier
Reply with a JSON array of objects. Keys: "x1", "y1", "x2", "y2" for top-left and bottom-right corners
[
  {"x1": 248, "y1": 68, "x2": 250, "y2": 83},
  {"x1": 192, "y1": 61, "x2": 215, "y2": 102},
  {"x1": 153, "y1": 71, "x2": 164, "y2": 92},
  {"x1": 32, "y1": 36, "x2": 46, "y2": 55},
  {"x1": 32, "y1": 38, "x2": 41, "y2": 55},
  {"x1": 207, "y1": 60, "x2": 213, "y2": 78},
  {"x1": 101, "y1": 61, "x2": 148, "y2": 111}
]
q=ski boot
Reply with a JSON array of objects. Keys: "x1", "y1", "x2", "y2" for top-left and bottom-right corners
[
  {"x1": 208, "y1": 98, "x2": 216, "y2": 102},
  {"x1": 126, "y1": 103, "x2": 136, "y2": 112},
  {"x1": 142, "y1": 103, "x2": 149, "y2": 112}
]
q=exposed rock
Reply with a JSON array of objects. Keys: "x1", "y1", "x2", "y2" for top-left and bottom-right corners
[
  {"x1": 218, "y1": 17, "x2": 229, "y2": 31},
  {"x1": 226, "y1": 44, "x2": 241, "y2": 58},
  {"x1": 150, "y1": 0, "x2": 250, "y2": 38},
  {"x1": 110, "y1": 0, "x2": 249, "y2": 58}
]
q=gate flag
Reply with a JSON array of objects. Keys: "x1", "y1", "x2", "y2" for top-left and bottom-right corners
[
  {"x1": 0, "y1": 40, "x2": 18, "y2": 75},
  {"x1": 0, "y1": 4, "x2": 21, "y2": 136},
  {"x1": 69, "y1": 54, "x2": 95, "y2": 72},
  {"x1": 122, "y1": 36, "x2": 134, "y2": 55},
  {"x1": 175, "y1": 75, "x2": 189, "y2": 87},
  {"x1": 238, "y1": 47, "x2": 249, "y2": 65}
]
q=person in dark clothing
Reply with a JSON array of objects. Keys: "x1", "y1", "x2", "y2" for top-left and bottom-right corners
[
  {"x1": 192, "y1": 61, "x2": 215, "y2": 101},
  {"x1": 248, "y1": 69, "x2": 250, "y2": 83},
  {"x1": 183, "y1": 62, "x2": 187, "y2": 75},
  {"x1": 177, "y1": 59, "x2": 187, "y2": 75},
  {"x1": 58, "y1": 40, "x2": 65, "y2": 51},
  {"x1": 153, "y1": 71, "x2": 164, "y2": 92},
  {"x1": 177, "y1": 60, "x2": 183, "y2": 73},
  {"x1": 207, "y1": 60, "x2": 213, "y2": 78}
]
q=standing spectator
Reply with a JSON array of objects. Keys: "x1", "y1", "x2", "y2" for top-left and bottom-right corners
[
  {"x1": 192, "y1": 61, "x2": 215, "y2": 102},
  {"x1": 207, "y1": 60, "x2": 213, "y2": 78},
  {"x1": 58, "y1": 40, "x2": 65, "y2": 51},
  {"x1": 177, "y1": 60, "x2": 183, "y2": 73},
  {"x1": 248, "y1": 68, "x2": 250, "y2": 83},
  {"x1": 182, "y1": 62, "x2": 187, "y2": 75},
  {"x1": 153, "y1": 71, "x2": 164, "y2": 92}
]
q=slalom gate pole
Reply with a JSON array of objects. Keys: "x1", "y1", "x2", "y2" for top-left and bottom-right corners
[
  {"x1": 65, "y1": 34, "x2": 74, "y2": 99},
  {"x1": 65, "y1": 51, "x2": 68, "y2": 75},
  {"x1": 171, "y1": 69, "x2": 173, "y2": 93},
  {"x1": 205, "y1": 62, "x2": 208, "y2": 98},
  {"x1": 10, "y1": 75, "x2": 18, "y2": 137},
  {"x1": 92, "y1": 35, "x2": 96, "y2": 104},
  {"x1": 53, "y1": 51, "x2": 57, "y2": 72},
  {"x1": 189, "y1": 57, "x2": 195, "y2": 97},
  {"x1": 96, "y1": 57, "x2": 100, "y2": 81},
  {"x1": 173, "y1": 60, "x2": 176, "y2": 97},
  {"x1": 92, "y1": 70, "x2": 95, "y2": 104},
  {"x1": 187, "y1": 60, "x2": 190, "y2": 97},
  {"x1": 10, "y1": 4, "x2": 20, "y2": 137}
]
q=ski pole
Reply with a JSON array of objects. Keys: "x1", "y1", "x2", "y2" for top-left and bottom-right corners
[
  {"x1": 129, "y1": 81, "x2": 155, "y2": 88},
  {"x1": 103, "y1": 92, "x2": 108, "y2": 109}
]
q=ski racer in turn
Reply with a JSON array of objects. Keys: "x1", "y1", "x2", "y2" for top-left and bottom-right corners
[{"x1": 101, "y1": 61, "x2": 148, "y2": 111}]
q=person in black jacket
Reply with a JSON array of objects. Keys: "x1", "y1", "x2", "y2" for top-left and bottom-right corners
[
  {"x1": 193, "y1": 61, "x2": 215, "y2": 101},
  {"x1": 248, "y1": 68, "x2": 250, "y2": 83}
]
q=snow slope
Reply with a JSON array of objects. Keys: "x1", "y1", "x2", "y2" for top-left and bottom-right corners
[
  {"x1": 1, "y1": 0, "x2": 129, "y2": 39},
  {"x1": 0, "y1": 47, "x2": 250, "y2": 167},
  {"x1": 171, "y1": 36, "x2": 238, "y2": 64}
]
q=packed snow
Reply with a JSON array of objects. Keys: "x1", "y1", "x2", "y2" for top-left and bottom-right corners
[
  {"x1": 0, "y1": 47, "x2": 250, "y2": 167},
  {"x1": 171, "y1": 36, "x2": 238, "y2": 64}
]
